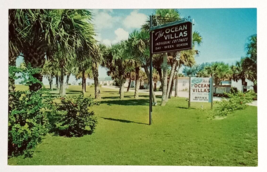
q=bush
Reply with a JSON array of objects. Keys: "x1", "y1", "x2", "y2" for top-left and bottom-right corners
[
  {"x1": 53, "y1": 95, "x2": 97, "y2": 137},
  {"x1": 215, "y1": 90, "x2": 256, "y2": 116},
  {"x1": 8, "y1": 65, "x2": 52, "y2": 157}
]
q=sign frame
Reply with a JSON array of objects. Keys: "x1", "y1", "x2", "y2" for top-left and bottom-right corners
[
  {"x1": 190, "y1": 77, "x2": 213, "y2": 103},
  {"x1": 151, "y1": 20, "x2": 193, "y2": 54}
]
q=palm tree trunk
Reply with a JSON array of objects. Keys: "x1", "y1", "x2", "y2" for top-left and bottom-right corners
[
  {"x1": 119, "y1": 76, "x2": 124, "y2": 99},
  {"x1": 23, "y1": 44, "x2": 46, "y2": 92},
  {"x1": 82, "y1": 70, "x2": 86, "y2": 94},
  {"x1": 166, "y1": 61, "x2": 177, "y2": 101},
  {"x1": 175, "y1": 63, "x2": 180, "y2": 97},
  {"x1": 127, "y1": 77, "x2": 131, "y2": 92},
  {"x1": 66, "y1": 74, "x2": 70, "y2": 85},
  {"x1": 166, "y1": 52, "x2": 179, "y2": 101},
  {"x1": 94, "y1": 77, "x2": 99, "y2": 99},
  {"x1": 56, "y1": 75, "x2": 59, "y2": 89},
  {"x1": 8, "y1": 56, "x2": 16, "y2": 111},
  {"x1": 155, "y1": 67, "x2": 163, "y2": 87},
  {"x1": 59, "y1": 67, "x2": 64, "y2": 96},
  {"x1": 144, "y1": 66, "x2": 157, "y2": 104},
  {"x1": 120, "y1": 83, "x2": 124, "y2": 99},
  {"x1": 48, "y1": 75, "x2": 53, "y2": 90},
  {"x1": 92, "y1": 62, "x2": 100, "y2": 99},
  {"x1": 169, "y1": 78, "x2": 174, "y2": 98},
  {"x1": 134, "y1": 66, "x2": 140, "y2": 99},
  {"x1": 161, "y1": 53, "x2": 168, "y2": 106},
  {"x1": 174, "y1": 74, "x2": 178, "y2": 97}
]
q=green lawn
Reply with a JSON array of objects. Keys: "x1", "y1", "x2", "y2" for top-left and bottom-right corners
[{"x1": 9, "y1": 85, "x2": 257, "y2": 166}]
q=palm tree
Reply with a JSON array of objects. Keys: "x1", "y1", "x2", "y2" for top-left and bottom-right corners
[
  {"x1": 243, "y1": 35, "x2": 257, "y2": 92},
  {"x1": 91, "y1": 44, "x2": 103, "y2": 99},
  {"x1": 11, "y1": 9, "x2": 95, "y2": 92},
  {"x1": 152, "y1": 9, "x2": 181, "y2": 106},
  {"x1": 127, "y1": 30, "x2": 157, "y2": 103},
  {"x1": 203, "y1": 62, "x2": 231, "y2": 93},
  {"x1": 103, "y1": 42, "x2": 133, "y2": 99},
  {"x1": 42, "y1": 59, "x2": 57, "y2": 89},
  {"x1": 142, "y1": 9, "x2": 202, "y2": 105},
  {"x1": 128, "y1": 30, "x2": 147, "y2": 99}
]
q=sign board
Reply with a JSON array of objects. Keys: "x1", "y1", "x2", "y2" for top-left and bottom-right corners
[
  {"x1": 151, "y1": 21, "x2": 192, "y2": 54},
  {"x1": 190, "y1": 77, "x2": 212, "y2": 102}
]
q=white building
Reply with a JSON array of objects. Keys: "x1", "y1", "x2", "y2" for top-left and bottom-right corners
[{"x1": 99, "y1": 77, "x2": 114, "y2": 86}]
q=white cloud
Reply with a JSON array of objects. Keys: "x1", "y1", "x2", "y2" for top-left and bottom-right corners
[
  {"x1": 93, "y1": 11, "x2": 113, "y2": 30},
  {"x1": 102, "y1": 39, "x2": 112, "y2": 47},
  {"x1": 112, "y1": 28, "x2": 129, "y2": 44},
  {"x1": 94, "y1": 34, "x2": 102, "y2": 42},
  {"x1": 123, "y1": 10, "x2": 147, "y2": 29},
  {"x1": 91, "y1": 10, "x2": 121, "y2": 31}
]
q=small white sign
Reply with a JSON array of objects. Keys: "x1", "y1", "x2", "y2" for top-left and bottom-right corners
[{"x1": 190, "y1": 77, "x2": 212, "y2": 102}]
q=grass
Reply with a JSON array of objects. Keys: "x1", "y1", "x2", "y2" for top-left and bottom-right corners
[{"x1": 9, "y1": 85, "x2": 257, "y2": 166}]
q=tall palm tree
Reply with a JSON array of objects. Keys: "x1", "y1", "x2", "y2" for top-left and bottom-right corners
[
  {"x1": 142, "y1": 9, "x2": 202, "y2": 105},
  {"x1": 153, "y1": 9, "x2": 182, "y2": 106},
  {"x1": 103, "y1": 42, "x2": 132, "y2": 99},
  {"x1": 90, "y1": 44, "x2": 103, "y2": 99},
  {"x1": 243, "y1": 35, "x2": 257, "y2": 92},
  {"x1": 128, "y1": 30, "x2": 146, "y2": 98},
  {"x1": 12, "y1": 9, "x2": 95, "y2": 92},
  {"x1": 128, "y1": 30, "x2": 157, "y2": 103}
]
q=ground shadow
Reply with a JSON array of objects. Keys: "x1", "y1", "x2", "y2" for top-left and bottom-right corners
[
  {"x1": 177, "y1": 106, "x2": 196, "y2": 109},
  {"x1": 100, "y1": 99, "x2": 149, "y2": 106},
  {"x1": 102, "y1": 90, "x2": 119, "y2": 93},
  {"x1": 101, "y1": 117, "x2": 148, "y2": 125},
  {"x1": 101, "y1": 95, "x2": 133, "y2": 99},
  {"x1": 139, "y1": 95, "x2": 162, "y2": 99},
  {"x1": 66, "y1": 90, "x2": 82, "y2": 93}
]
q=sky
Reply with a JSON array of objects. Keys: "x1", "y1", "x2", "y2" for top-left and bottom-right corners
[{"x1": 16, "y1": 8, "x2": 257, "y2": 85}]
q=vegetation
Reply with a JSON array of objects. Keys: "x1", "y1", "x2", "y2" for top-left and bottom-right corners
[
  {"x1": 8, "y1": 66, "x2": 52, "y2": 157},
  {"x1": 53, "y1": 95, "x2": 97, "y2": 137},
  {"x1": 215, "y1": 90, "x2": 256, "y2": 117},
  {"x1": 8, "y1": 8, "x2": 257, "y2": 165},
  {"x1": 8, "y1": 86, "x2": 257, "y2": 166}
]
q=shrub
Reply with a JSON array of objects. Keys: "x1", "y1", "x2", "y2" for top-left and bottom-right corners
[
  {"x1": 8, "y1": 65, "x2": 52, "y2": 157},
  {"x1": 53, "y1": 95, "x2": 98, "y2": 137},
  {"x1": 215, "y1": 90, "x2": 256, "y2": 116}
]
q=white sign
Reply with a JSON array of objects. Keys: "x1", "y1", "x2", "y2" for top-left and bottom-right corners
[{"x1": 190, "y1": 77, "x2": 212, "y2": 102}]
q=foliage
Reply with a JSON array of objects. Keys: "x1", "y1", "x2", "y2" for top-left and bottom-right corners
[
  {"x1": 53, "y1": 95, "x2": 98, "y2": 137},
  {"x1": 215, "y1": 90, "x2": 256, "y2": 116},
  {"x1": 8, "y1": 65, "x2": 52, "y2": 157},
  {"x1": 9, "y1": 86, "x2": 257, "y2": 166}
]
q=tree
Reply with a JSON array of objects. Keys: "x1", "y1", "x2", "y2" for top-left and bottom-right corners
[
  {"x1": 202, "y1": 62, "x2": 231, "y2": 93},
  {"x1": 128, "y1": 30, "x2": 147, "y2": 99},
  {"x1": 153, "y1": 9, "x2": 181, "y2": 106},
  {"x1": 91, "y1": 44, "x2": 103, "y2": 99},
  {"x1": 142, "y1": 9, "x2": 202, "y2": 105},
  {"x1": 243, "y1": 35, "x2": 257, "y2": 93},
  {"x1": 103, "y1": 42, "x2": 133, "y2": 99},
  {"x1": 127, "y1": 30, "x2": 157, "y2": 103},
  {"x1": 11, "y1": 9, "x2": 95, "y2": 92},
  {"x1": 42, "y1": 59, "x2": 58, "y2": 89}
]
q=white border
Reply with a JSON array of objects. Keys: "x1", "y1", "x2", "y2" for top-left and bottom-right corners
[{"x1": 1, "y1": 0, "x2": 266, "y2": 172}]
